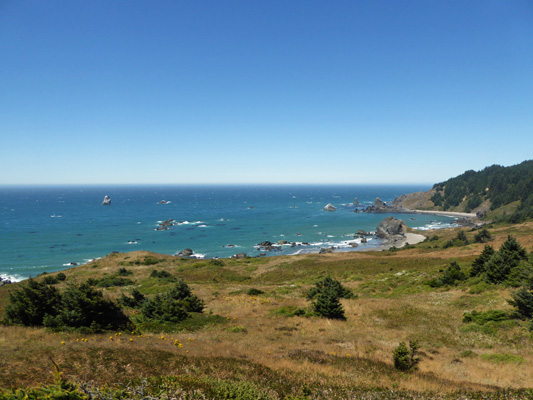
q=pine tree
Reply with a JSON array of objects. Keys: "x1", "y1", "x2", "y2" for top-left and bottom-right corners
[{"x1": 313, "y1": 288, "x2": 346, "y2": 320}]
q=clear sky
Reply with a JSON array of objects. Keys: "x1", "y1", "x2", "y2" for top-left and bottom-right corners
[{"x1": 1, "y1": 1, "x2": 532, "y2": 185}]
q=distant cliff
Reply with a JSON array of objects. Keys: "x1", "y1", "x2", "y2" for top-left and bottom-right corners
[{"x1": 396, "y1": 160, "x2": 533, "y2": 222}]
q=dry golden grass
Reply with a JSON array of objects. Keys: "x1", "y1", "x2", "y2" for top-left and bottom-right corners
[{"x1": 1, "y1": 222, "x2": 533, "y2": 395}]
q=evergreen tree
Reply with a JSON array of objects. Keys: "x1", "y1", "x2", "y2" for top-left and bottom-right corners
[
  {"x1": 168, "y1": 279, "x2": 205, "y2": 313},
  {"x1": 393, "y1": 341, "x2": 420, "y2": 371},
  {"x1": 508, "y1": 288, "x2": 533, "y2": 319},
  {"x1": 4, "y1": 278, "x2": 61, "y2": 326},
  {"x1": 141, "y1": 293, "x2": 189, "y2": 323},
  {"x1": 312, "y1": 288, "x2": 346, "y2": 320},
  {"x1": 474, "y1": 228, "x2": 493, "y2": 244},
  {"x1": 47, "y1": 283, "x2": 131, "y2": 330},
  {"x1": 307, "y1": 276, "x2": 355, "y2": 300},
  {"x1": 470, "y1": 245, "x2": 495, "y2": 277}
]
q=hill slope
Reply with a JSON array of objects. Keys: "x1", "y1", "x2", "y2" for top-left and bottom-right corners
[{"x1": 400, "y1": 160, "x2": 533, "y2": 221}]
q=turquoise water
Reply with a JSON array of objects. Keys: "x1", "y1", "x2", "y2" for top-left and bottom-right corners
[{"x1": 0, "y1": 185, "x2": 457, "y2": 281}]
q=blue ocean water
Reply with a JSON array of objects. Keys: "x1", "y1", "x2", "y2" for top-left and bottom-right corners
[{"x1": 0, "y1": 185, "x2": 457, "y2": 281}]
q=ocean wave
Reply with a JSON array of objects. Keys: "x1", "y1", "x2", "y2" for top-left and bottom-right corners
[
  {"x1": 176, "y1": 221, "x2": 205, "y2": 225},
  {"x1": 416, "y1": 222, "x2": 458, "y2": 231},
  {"x1": 1, "y1": 273, "x2": 25, "y2": 282}
]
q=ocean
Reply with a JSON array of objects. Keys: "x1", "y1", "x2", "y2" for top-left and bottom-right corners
[{"x1": 0, "y1": 184, "x2": 457, "y2": 281}]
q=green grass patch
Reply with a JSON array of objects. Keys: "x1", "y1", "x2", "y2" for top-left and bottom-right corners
[
  {"x1": 481, "y1": 353, "x2": 525, "y2": 364},
  {"x1": 270, "y1": 306, "x2": 310, "y2": 318}
]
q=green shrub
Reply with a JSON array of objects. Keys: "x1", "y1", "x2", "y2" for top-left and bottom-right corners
[
  {"x1": 140, "y1": 279, "x2": 204, "y2": 323},
  {"x1": 428, "y1": 262, "x2": 467, "y2": 287},
  {"x1": 3, "y1": 278, "x2": 61, "y2": 326},
  {"x1": 247, "y1": 288, "x2": 265, "y2": 295},
  {"x1": 141, "y1": 293, "x2": 189, "y2": 323},
  {"x1": 508, "y1": 287, "x2": 533, "y2": 319},
  {"x1": 469, "y1": 236, "x2": 531, "y2": 285},
  {"x1": 474, "y1": 228, "x2": 492, "y2": 243},
  {"x1": 470, "y1": 245, "x2": 495, "y2": 277},
  {"x1": 57, "y1": 272, "x2": 67, "y2": 281},
  {"x1": 42, "y1": 275, "x2": 59, "y2": 285},
  {"x1": 0, "y1": 365, "x2": 86, "y2": 400},
  {"x1": 119, "y1": 288, "x2": 146, "y2": 308},
  {"x1": 270, "y1": 306, "x2": 309, "y2": 318},
  {"x1": 117, "y1": 267, "x2": 133, "y2": 276},
  {"x1": 95, "y1": 277, "x2": 134, "y2": 288},
  {"x1": 393, "y1": 340, "x2": 420, "y2": 372},
  {"x1": 44, "y1": 283, "x2": 132, "y2": 331},
  {"x1": 481, "y1": 353, "x2": 525, "y2": 364},
  {"x1": 462, "y1": 310, "x2": 508, "y2": 325},
  {"x1": 149, "y1": 269, "x2": 176, "y2": 282},
  {"x1": 307, "y1": 276, "x2": 355, "y2": 299}
]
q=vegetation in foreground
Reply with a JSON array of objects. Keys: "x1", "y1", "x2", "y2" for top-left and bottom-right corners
[{"x1": 2, "y1": 222, "x2": 533, "y2": 398}]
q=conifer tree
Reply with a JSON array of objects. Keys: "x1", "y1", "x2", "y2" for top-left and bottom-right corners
[{"x1": 313, "y1": 288, "x2": 346, "y2": 320}]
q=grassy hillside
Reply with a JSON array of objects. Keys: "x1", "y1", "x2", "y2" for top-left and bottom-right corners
[
  {"x1": 399, "y1": 160, "x2": 533, "y2": 222},
  {"x1": 2, "y1": 222, "x2": 533, "y2": 399}
]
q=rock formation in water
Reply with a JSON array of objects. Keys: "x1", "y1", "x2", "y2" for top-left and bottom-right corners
[{"x1": 376, "y1": 216, "x2": 406, "y2": 240}]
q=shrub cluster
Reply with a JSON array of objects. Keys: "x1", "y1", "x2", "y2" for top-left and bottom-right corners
[
  {"x1": 428, "y1": 261, "x2": 467, "y2": 287},
  {"x1": 393, "y1": 340, "x2": 420, "y2": 372},
  {"x1": 3, "y1": 279, "x2": 132, "y2": 331},
  {"x1": 470, "y1": 236, "x2": 531, "y2": 286},
  {"x1": 140, "y1": 279, "x2": 205, "y2": 323}
]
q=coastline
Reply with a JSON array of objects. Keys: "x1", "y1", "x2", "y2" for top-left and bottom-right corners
[
  {"x1": 410, "y1": 209, "x2": 477, "y2": 218},
  {"x1": 358, "y1": 232, "x2": 426, "y2": 252}
]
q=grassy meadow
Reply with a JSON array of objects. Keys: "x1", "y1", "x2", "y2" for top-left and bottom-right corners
[{"x1": 2, "y1": 222, "x2": 533, "y2": 399}]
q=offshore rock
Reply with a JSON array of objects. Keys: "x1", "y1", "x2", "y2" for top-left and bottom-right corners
[
  {"x1": 366, "y1": 197, "x2": 409, "y2": 213},
  {"x1": 376, "y1": 217, "x2": 406, "y2": 239},
  {"x1": 353, "y1": 197, "x2": 359, "y2": 206},
  {"x1": 102, "y1": 195, "x2": 111, "y2": 205},
  {"x1": 323, "y1": 203, "x2": 336, "y2": 211},
  {"x1": 178, "y1": 248, "x2": 194, "y2": 257}
]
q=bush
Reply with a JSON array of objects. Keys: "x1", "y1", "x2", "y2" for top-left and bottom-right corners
[
  {"x1": 141, "y1": 293, "x2": 189, "y2": 323},
  {"x1": 57, "y1": 272, "x2": 67, "y2": 281},
  {"x1": 470, "y1": 245, "x2": 495, "y2": 277},
  {"x1": 307, "y1": 276, "x2": 355, "y2": 300},
  {"x1": 117, "y1": 267, "x2": 133, "y2": 276},
  {"x1": 474, "y1": 228, "x2": 492, "y2": 243},
  {"x1": 119, "y1": 288, "x2": 146, "y2": 308},
  {"x1": 247, "y1": 288, "x2": 265, "y2": 296},
  {"x1": 428, "y1": 262, "x2": 467, "y2": 287},
  {"x1": 508, "y1": 288, "x2": 533, "y2": 319},
  {"x1": 469, "y1": 236, "x2": 531, "y2": 285},
  {"x1": 4, "y1": 278, "x2": 61, "y2": 326},
  {"x1": 462, "y1": 310, "x2": 508, "y2": 325},
  {"x1": 44, "y1": 283, "x2": 133, "y2": 331},
  {"x1": 95, "y1": 277, "x2": 134, "y2": 288},
  {"x1": 393, "y1": 340, "x2": 420, "y2": 371},
  {"x1": 140, "y1": 279, "x2": 204, "y2": 323},
  {"x1": 149, "y1": 269, "x2": 175, "y2": 281}
]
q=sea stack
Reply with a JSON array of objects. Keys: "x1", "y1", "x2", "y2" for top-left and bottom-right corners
[
  {"x1": 376, "y1": 216, "x2": 406, "y2": 239},
  {"x1": 323, "y1": 203, "x2": 336, "y2": 211},
  {"x1": 102, "y1": 195, "x2": 111, "y2": 205}
]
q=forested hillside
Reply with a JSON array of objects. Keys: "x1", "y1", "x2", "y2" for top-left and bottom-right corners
[{"x1": 430, "y1": 160, "x2": 533, "y2": 222}]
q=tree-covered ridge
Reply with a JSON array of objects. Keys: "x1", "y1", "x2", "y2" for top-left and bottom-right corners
[{"x1": 430, "y1": 160, "x2": 533, "y2": 221}]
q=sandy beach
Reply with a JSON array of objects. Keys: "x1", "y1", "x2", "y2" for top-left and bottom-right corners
[
  {"x1": 359, "y1": 232, "x2": 426, "y2": 252},
  {"x1": 411, "y1": 209, "x2": 477, "y2": 218}
]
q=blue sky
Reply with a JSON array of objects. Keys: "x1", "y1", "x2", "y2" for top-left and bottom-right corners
[{"x1": 1, "y1": 1, "x2": 532, "y2": 185}]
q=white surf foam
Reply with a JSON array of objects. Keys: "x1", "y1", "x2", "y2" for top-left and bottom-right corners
[{"x1": 1, "y1": 273, "x2": 25, "y2": 282}]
